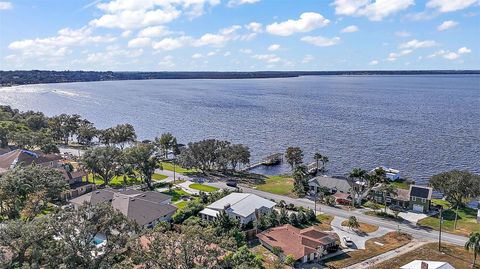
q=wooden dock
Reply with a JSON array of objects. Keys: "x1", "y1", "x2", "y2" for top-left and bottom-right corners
[{"x1": 242, "y1": 153, "x2": 283, "y2": 171}]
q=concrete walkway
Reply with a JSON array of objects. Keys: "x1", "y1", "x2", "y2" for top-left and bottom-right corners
[
  {"x1": 343, "y1": 238, "x2": 430, "y2": 269},
  {"x1": 331, "y1": 216, "x2": 392, "y2": 249}
]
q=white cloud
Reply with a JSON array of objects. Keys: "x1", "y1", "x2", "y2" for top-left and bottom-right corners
[
  {"x1": 266, "y1": 12, "x2": 330, "y2": 36},
  {"x1": 387, "y1": 49, "x2": 413, "y2": 61},
  {"x1": 193, "y1": 33, "x2": 228, "y2": 47},
  {"x1": 268, "y1": 44, "x2": 280, "y2": 51},
  {"x1": 138, "y1": 25, "x2": 170, "y2": 37},
  {"x1": 240, "y1": 48, "x2": 252, "y2": 54},
  {"x1": 404, "y1": 11, "x2": 437, "y2": 21},
  {"x1": 121, "y1": 30, "x2": 132, "y2": 38},
  {"x1": 245, "y1": 22, "x2": 263, "y2": 32},
  {"x1": 427, "y1": 0, "x2": 478, "y2": 12},
  {"x1": 158, "y1": 55, "x2": 175, "y2": 67},
  {"x1": 85, "y1": 45, "x2": 143, "y2": 64},
  {"x1": 399, "y1": 39, "x2": 438, "y2": 49},
  {"x1": 152, "y1": 36, "x2": 192, "y2": 50},
  {"x1": 437, "y1": 20, "x2": 459, "y2": 31},
  {"x1": 227, "y1": 0, "x2": 260, "y2": 7},
  {"x1": 90, "y1": 0, "x2": 221, "y2": 29},
  {"x1": 0, "y1": 1, "x2": 13, "y2": 10},
  {"x1": 395, "y1": 30, "x2": 411, "y2": 37},
  {"x1": 369, "y1": 60, "x2": 379, "y2": 65},
  {"x1": 192, "y1": 53, "x2": 203, "y2": 59},
  {"x1": 220, "y1": 25, "x2": 242, "y2": 35},
  {"x1": 428, "y1": 47, "x2": 471, "y2": 60},
  {"x1": 333, "y1": 0, "x2": 414, "y2": 21},
  {"x1": 252, "y1": 54, "x2": 281, "y2": 63},
  {"x1": 302, "y1": 54, "x2": 314, "y2": 63},
  {"x1": 458, "y1": 46, "x2": 471, "y2": 54},
  {"x1": 128, "y1": 37, "x2": 151, "y2": 48},
  {"x1": 341, "y1": 25, "x2": 359, "y2": 33},
  {"x1": 8, "y1": 27, "x2": 115, "y2": 58},
  {"x1": 301, "y1": 36, "x2": 341, "y2": 47}
]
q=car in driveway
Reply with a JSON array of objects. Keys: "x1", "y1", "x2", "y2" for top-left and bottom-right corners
[
  {"x1": 226, "y1": 180, "x2": 237, "y2": 188},
  {"x1": 342, "y1": 236, "x2": 354, "y2": 247}
]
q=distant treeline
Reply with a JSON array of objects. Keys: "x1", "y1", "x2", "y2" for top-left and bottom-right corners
[{"x1": 1, "y1": 70, "x2": 479, "y2": 86}]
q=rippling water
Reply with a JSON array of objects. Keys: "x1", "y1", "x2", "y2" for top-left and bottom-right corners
[{"x1": 1, "y1": 75, "x2": 479, "y2": 184}]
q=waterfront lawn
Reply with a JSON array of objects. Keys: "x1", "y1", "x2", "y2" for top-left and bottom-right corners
[
  {"x1": 341, "y1": 220, "x2": 379, "y2": 233},
  {"x1": 323, "y1": 232, "x2": 412, "y2": 269},
  {"x1": 374, "y1": 243, "x2": 478, "y2": 269},
  {"x1": 160, "y1": 162, "x2": 196, "y2": 174},
  {"x1": 390, "y1": 180, "x2": 410, "y2": 190},
  {"x1": 188, "y1": 183, "x2": 219, "y2": 193},
  {"x1": 255, "y1": 175, "x2": 294, "y2": 196},
  {"x1": 161, "y1": 188, "x2": 190, "y2": 202},
  {"x1": 152, "y1": 173, "x2": 168, "y2": 181},
  {"x1": 417, "y1": 205, "x2": 480, "y2": 236}
]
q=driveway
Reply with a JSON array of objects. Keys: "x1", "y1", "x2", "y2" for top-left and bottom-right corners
[{"x1": 397, "y1": 211, "x2": 429, "y2": 224}]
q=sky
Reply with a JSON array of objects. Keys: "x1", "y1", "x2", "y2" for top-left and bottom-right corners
[{"x1": 0, "y1": 0, "x2": 479, "y2": 71}]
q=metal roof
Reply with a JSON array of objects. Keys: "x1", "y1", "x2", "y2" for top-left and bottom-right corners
[{"x1": 206, "y1": 193, "x2": 276, "y2": 217}]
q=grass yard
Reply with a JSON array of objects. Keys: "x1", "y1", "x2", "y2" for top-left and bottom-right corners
[
  {"x1": 316, "y1": 214, "x2": 334, "y2": 231},
  {"x1": 161, "y1": 188, "x2": 190, "y2": 202},
  {"x1": 418, "y1": 205, "x2": 480, "y2": 236},
  {"x1": 323, "y1": 232, "x2": 412, "y2": 269},
  {"x1": 188, "y1": 183, "x2": 219, "y2": 193},
  {"x1": 255, "y1": 175, "x2": 294, "y2": 196},
  {"x1": 160, "y1": 162, "x2": 196, "y2": 174},
  {"x1": 175, "y1": 201, "x2": 188, "y2": 209},
  {"x1": 341, "y1": 220, "x2": 379, "y2": 233},
  {"x1": 152, "y1": 173, "x2": 168, "y2": 181},
  {"x1": 375, "y1": 243, "x2": 479, "y2": 269},
  {"x1": 390, "y1": 180, "x2": 411, "y2": 190}
]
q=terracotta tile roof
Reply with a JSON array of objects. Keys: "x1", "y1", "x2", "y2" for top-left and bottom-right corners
[
  {"x1": 257, "y1": 224, "x2": 336, "y2": 260},
  {"x1": 0, "y1": 149, "x2": 62, "y2": 171}
]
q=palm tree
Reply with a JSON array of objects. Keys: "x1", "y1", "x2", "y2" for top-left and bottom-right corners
[
  {"x1": 378, "y1": 184, "x2": 397, "y2": 213},
  {"x1": 347, "y1": 216, "x2": 360, "y2": 230},
  {"x1": 347, "y1": 168, "x2": 368, "y2": 207},
  {"x1": 465, "y1": 232, "x2": 480, "y2": 267},
  {"x1": 314, "y1": 153, "x2": 322, "y2": 173},
  {"x1": 321, "y1": 156, "x2": 329, "y2": 172}
]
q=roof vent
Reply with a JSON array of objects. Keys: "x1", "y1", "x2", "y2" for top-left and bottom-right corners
[{"x1": 224, "y1": 203, "x2": 231, "y2": 209}]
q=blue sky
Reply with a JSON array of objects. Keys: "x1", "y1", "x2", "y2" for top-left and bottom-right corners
[{"x1": 0, "y1": 0, "x2": 479, "y2": 71}]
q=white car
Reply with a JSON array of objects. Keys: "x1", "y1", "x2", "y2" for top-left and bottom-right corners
[{"x1": 342, "y1": 236, "x2": 354, "y2": 247}]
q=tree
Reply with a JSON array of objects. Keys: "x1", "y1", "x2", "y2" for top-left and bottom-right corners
[
  {"x1": 293, "y1": 165, "x2": 308, "y2": 197},
  {"x1": 81, "y1": 146, "x2": 121, "y2": 186},
  {"x1": 289, "y1": 212, "x2": 298, "y2": 226},
  {"x1": 347, "y1": 168, "x2": 368, "y2": 207},
  {"x1": 46, "y1": 203, "x2": 137, "y2": 269},
  {"x1": 284, "y1": 254, "x2": 295, "y2": 266},
  {"x1": 228, "y1": 144, "x2": 250, "y2": 171},
  {"x1": 172, "y1": 201, "x2": 204, "y2": 224},
  {"x1": 313, "y1": 152, "x2": 322, "y2": 173},
  {"x1": 279, "y1": 208, "x2": 289, "y2": 225},
  {"x1": 214, "y1": 210, "x2": 239, "y2": 232},
  {"x1": 112, "y1": 124, "x2": 137, "y2": 149},
  {"x1": 378, "y1": 184, "x2": 397, "y2": 213},
  {"x1": 320, "y1": 155, "x2": 329, "y2": 172},
  {"x1": 223, "y1": 245, "x2": 264, "y2": 269},
  {"x1": 267, "y1": 210, "x2": 279, "y2": 228},
  {"x1": 0, "y1": 165, "x2": 68, "y2": 219},
  {"x1": 347, "y1": 216, "x2": 360, "y2": 231},
  {"x1": 297, "y1": 210, "x2": 307, "y2": 224},
  {"x1": 306, "y1": 208, "x2": 316, "y2": 222},
  {"x1": 125, "y1": 143, "x2": 159, "y2": 189},
  {"x1": 76, "y1": 120, "x2": 97, "y2": 146},
  {"x1": 48, "y1": 114, "x2": 82, "y2": 144},
  {"x1": 155, "y1": 132, "x2": 177, "y2": 159},
  {"x1": 285, "y1": 147, "x2": 303, "y2": 170},
  {"x1": 116, "y1": 152, "x2": 136, "y2": 189},
  {"x1": 465, "y1": 232, "x2": 480, "y2": 267}
]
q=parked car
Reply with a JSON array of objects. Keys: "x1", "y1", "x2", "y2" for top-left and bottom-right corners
[
  {"x1": 389, "y1": 205, "x2": 406, "y2": 212},
  {"x1": 226, "y1": 180, "x2": 237, "y2": 188},
  {"x1": 342, "y1": 236, "x2": 354, "y2": 247}
]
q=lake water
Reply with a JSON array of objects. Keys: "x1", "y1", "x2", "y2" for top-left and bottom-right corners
[{"x1": 1, "y1": 75, "x2": 479, "y2": 185}]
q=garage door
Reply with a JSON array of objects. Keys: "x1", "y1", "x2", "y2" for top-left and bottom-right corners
[{"x1": 413, "y1": 204, "x2": 424, "y2": 212}]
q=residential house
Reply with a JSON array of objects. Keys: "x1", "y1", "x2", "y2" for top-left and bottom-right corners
[
  {"x1": 59, "y1": 169, "x2": 95, "y2": 199},
  {"x1": 308, "y1": 176, "x2": 353, "y2": 203},
  {"x1": 199, "y1": 193, "x2": 275, "y2": 224},
  {"x1": 70, "y1": 189, "x2": 176, "y2": 228},
  {"x1": 409, "y1": 185, "x2": 433, "y2": 213},
  {"x1": 371, "y1": 184, "x2": 410, "y2": 208},
  {"x1": 257, "y1": 224, "x2": 338, "y2": 264},
  {"x1": 400, "y1": 260, "x2": 454, "y2": 269},
  {"x1": 0, "y1": 149, "x2": 63, "y2": 174}
]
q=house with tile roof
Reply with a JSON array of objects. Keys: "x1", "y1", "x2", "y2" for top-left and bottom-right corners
[
  {"x1": 0, "y1": 149, "x2": 63, "y2": 174},
  {"x1": 199, "y1": 193, "x2": 276, "y2": 224},
  {"x1": 257, "y1": 224, "x2": 338, "y2": 264},
  {"x1": 70, "y1": 189, "x2": 176, "y2": 228}
]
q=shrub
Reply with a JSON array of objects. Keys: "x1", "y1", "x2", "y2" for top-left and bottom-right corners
[{"x1": 284, "y1": 254, "x2": 296, "y2": 266}]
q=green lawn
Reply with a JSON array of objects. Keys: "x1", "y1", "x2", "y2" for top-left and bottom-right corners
[
  {"x1": 418, "y1": 203, "x2": 480, "y2": 236},
  {"x1": 188, "y1": 183, "x2": 219, "y2": 193},
  {"x1": 160, "y1": 162, "x2": 196, "y2": 174},
  {"x1": 255, "y1": 175, "x2": 294, "y2": 196},
  {"x1": 152, "y1": 173, "x2": 168, "y2": 181},
  {"x1": 390, "y1": 181, "x2": 411, "y2": 190},
  {"x1": 175, "y1": 201, "x2": 188, "y2": 209},
  {"x1": 161, "y1": 188, "x2": 190, "y2": 202}
]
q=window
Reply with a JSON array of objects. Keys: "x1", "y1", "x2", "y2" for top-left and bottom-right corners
[
  {"x1": 412, "y1": 197, "x2": 416, "y2": 201},
  {"x1": 421, "y1": 198, "x2": 426, "y2": 203}
]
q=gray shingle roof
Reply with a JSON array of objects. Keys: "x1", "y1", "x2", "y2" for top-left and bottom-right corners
[
  {"x1": 69, "y1": 189, "x2": 116, "y2": 206},
  {"x1": 308, "y1": 176, "x2": 351, "y2": 193}
]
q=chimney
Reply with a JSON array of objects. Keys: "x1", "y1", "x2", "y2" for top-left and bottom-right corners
[
  {"x1": 421, "y1": 261, "x2": 428, "y2": 269},
  {"x1": 224, "y1": 203, "x2": 231, "y2": 210}
]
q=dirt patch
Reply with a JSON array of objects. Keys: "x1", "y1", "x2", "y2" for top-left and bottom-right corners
[
  {"x1": 374, "y1": 242, "x2": 479, "y2": 269},
  {"x1": 341, "y1": 220, "x2": 379, "y2": 233},
  {"x1": 323, "y1": 232, "x2": 412, "y2": 269}
]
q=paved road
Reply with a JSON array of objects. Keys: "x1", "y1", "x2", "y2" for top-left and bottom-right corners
[{"x1": 207, "y1": 181, "x2": 468, "y2": 246}]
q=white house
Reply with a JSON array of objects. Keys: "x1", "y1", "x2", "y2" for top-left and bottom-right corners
[
  {"x1": 199, "y1": 193, "x2": 276, "y2": 224},
  {"x1": 372, "y1": 166, "x2": 401, "y2": 181},
  {"x1": 400, "y1": 260, "x2": 455, "y2": 269}
]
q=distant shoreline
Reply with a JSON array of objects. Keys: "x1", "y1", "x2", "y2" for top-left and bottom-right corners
[{"x1": 1, "y1": 70, "x2": 479, "y2": 86}]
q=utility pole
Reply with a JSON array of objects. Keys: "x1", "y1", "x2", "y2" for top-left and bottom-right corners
[
  {"x1": 173, "y1": 158, "x2": 176, "y2": 184},
  {"x1": 438, "y1": 205, "x2": 443, "y2": 252}
]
